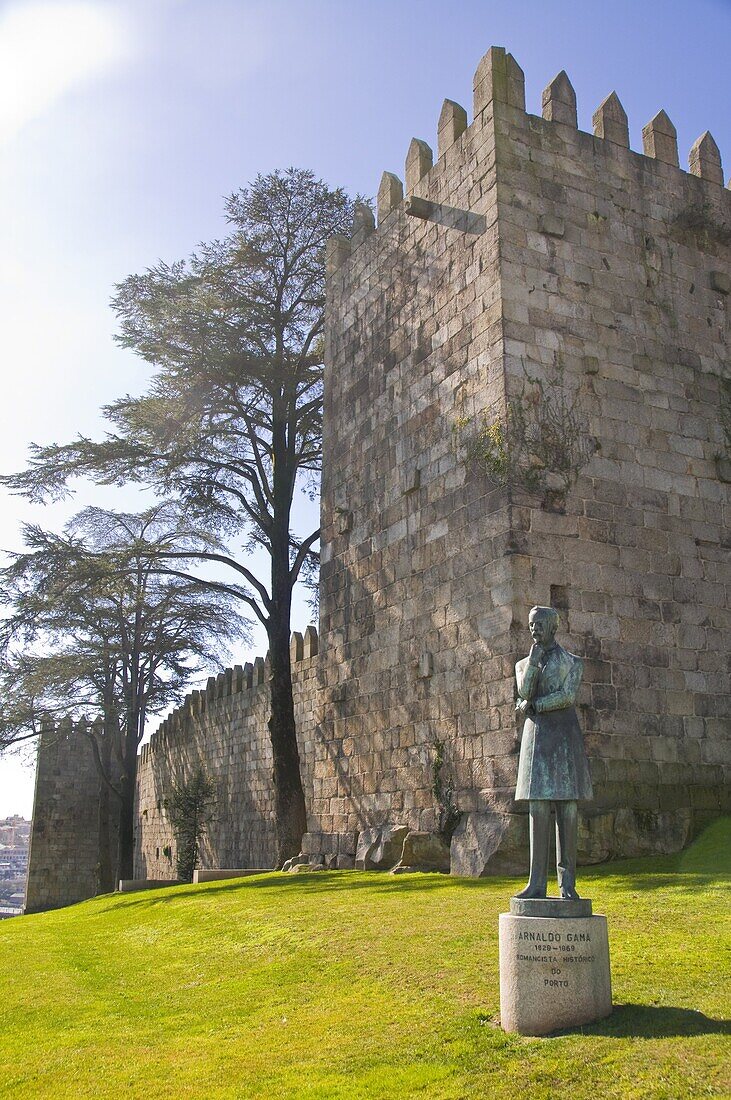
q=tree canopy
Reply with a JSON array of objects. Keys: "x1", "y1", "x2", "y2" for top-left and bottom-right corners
[
  {"x1": 0, "y1": 503, "x2": 245, "y2": 882},
  {"x1": 2, "y1": 168, "x2": 357, "y2": 863}
]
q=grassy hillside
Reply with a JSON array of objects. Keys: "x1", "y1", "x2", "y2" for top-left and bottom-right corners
[{"x1": 1, "y1": 819, "x2": 729, "y2": 1099}]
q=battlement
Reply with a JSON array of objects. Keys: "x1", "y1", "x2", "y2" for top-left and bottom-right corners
[
  {"x1": 327, "y1": 45, "x2": 729, "y2": 276},
  {"x1": 139, "y1": 626, "x2": 319, "y2": 764}
]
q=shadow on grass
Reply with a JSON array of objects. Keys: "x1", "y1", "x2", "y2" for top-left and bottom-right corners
[
  {"x1": 578, "y1": 1003, "x2": 731, "y2": 1039},
  {"x1": 99, "y1": 870, "x2": 515, "y2": 912}
]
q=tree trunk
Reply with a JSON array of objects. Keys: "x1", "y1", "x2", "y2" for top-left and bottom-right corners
[
  {"x1": 96, "y1": 731, "x2": 115, "y2": 893},
  {"x1": 268, "y1": 622, "x2": 308, "y2": 866},
  {"x1": 267, "y1": 460, "x2": 308, "y2": 867},
  {"x1": 117, "y1": 740, "x2": 138, "y2": 881}
]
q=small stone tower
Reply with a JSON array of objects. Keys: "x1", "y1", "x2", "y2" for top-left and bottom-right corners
[{"x1": 25, "y1": 719, "x2": 112, "y2": 912}]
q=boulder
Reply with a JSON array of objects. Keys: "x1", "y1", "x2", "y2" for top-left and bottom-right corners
[
  {"x1": 450, "y1": 813, "x2": 527, "y2": 877},
  {"x1": 355, "y1": 824, "x2": 409, "y2": 870},
  {"x1": 336, "y1": 854, "x2": 355, "y2": 870},
  {"x1": 392, "y1": 831, "x2": 451, "y2": 873}
]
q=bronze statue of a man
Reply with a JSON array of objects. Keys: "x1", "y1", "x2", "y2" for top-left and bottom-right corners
[{"x1": 514, "y1": 606, "x2": 592, "y2": 899}]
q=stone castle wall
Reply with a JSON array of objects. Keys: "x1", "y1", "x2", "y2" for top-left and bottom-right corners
[
  {"x1": 134, "y1": 628, "x2": 319, "y2": 878},
  {"x1": 306, "y1": 47, "x2": 730, "y2": 864},
  {"x1": 27, "y1": 47, "x2": 730, "y2": 903},
  {"x1": 494, "y1": 63, "x2": 730, "y2": 852},
  {"x1": 25, "y1": 719, "x2": 105, "y2": 912}
]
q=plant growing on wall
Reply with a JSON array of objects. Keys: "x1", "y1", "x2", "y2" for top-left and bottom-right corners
[
  {"x1": 432, "y1": 740, "x2": 461, "y2": 843},
  {"x1": 166, "y1": 769, "x2": 216, "y2": 883},
  {"x1": 2, "y1": 169, "x2": 357, "y2": 867},
  {"x1": 453, "y1": 359, "x2": 597, "y2": 498}
]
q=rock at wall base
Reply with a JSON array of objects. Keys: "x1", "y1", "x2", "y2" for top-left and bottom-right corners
[
  {"x1": 499, "y1": 911, "x2": 612, "y2": 1036},
  {"x1": 450, "y1": 812, "x2": 527, "y2": 877},
  {"x1": 355, "y1": 824, "x2": 409, "y2": 870},
  {"x1": 192, "y1": 868, "x2": 271, "y2": 883},
  {"x1": 392, "y1": 831, "x2": 451, "y2": 873}
]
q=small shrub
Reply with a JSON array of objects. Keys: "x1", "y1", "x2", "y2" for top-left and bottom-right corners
[
  {"x1": 432, "y1": 740, "x2": 461, "y2": 842},
  {"x1": 454, "y1": 358, "x2": 597, "y2": 498},
  {"x1": 166, "y1": 768, "x2": 216, "y2": 883}
]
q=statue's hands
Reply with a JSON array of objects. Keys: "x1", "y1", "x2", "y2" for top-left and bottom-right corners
[
  {"x1": 515, "y1": 698, "x2": 534, "y2": 717},
  {"x1": 528, "y1": 643, "x2": 544, "y2": 663}
]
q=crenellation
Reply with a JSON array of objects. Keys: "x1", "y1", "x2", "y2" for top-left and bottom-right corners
[
  {"x1": 642, "y1": 109, "x2": 679, "y2": 168},
  {"x1": 592, "y1": 91, "x2": 629, "y2": 148},
  {"x1": 688, "y1": 131, "x2": 724, "y2": 185},
  {"x1": 326, "y1": 233, "x2": 351, "y2": 276},
  {"x1": 405, "y1": 137, "x2": 433, "y2": 193},
  {"x1": 437, "y1": 98, "x2": 468, "y2": 158},
  {"x1": 377, "y1": 171, "x2": 403, "y2": 223},
  {"x1": 541, "y1": 70, "x2": 577, "y2": 128},
  {"x1": 351, "y1": 201, "x2": 375, "y2": 249},
  {"x1": 290, "y1": 631, "x2": 304, "y2": 662},
  {"x1": 473, "y1": 46, "x2": 525, "y2": 115}
]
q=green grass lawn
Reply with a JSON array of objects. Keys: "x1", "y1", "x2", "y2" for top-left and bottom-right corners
[{"x1": 1, "y1": 820, "x2": 729, "y2": 1099}]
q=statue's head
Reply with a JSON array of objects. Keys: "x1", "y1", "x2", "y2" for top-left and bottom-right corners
[{"x1": 528, "y1": 605, "x2": 559, "y2": 647}]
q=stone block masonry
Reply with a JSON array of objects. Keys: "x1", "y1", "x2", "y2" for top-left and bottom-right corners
[
  {"x1": 310, "y1": 46, "x2": 730, "y2": 863},
  {"x1": 25, "y1": 718, "x2": 115, "y2": 912},
  {"x1": 27, "y1": 46, "x2": 731, "y2": 904},
  {"x1": 134, "y1": 630, "x2": 319, "y2": 878}
]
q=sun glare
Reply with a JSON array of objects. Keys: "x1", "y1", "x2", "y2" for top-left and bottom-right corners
[{"x1": 0, "y1": 1, "x2": 129, "y2": 144}]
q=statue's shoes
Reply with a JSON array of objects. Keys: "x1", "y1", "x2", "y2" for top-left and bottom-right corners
[
  {"x1": 513, "y1": 886, "x2": 547, "y2": 899},
  {"x1": 560, "y1": 888, "x2": 580, "y2": 900}
]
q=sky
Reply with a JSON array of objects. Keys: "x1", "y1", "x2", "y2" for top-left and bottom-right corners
[{"x1": 0, "y1": 0, "x2": 729, "y2": 817}]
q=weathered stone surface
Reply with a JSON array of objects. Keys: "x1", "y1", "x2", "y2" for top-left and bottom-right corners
[
  {"x1": 351, "y1": 202, "x2": 375, "y2": 249},
  {"x1": 473, "y1": 46, "x2": 525, "y2": 115},
  {"x1": 192, "y1": 868, "x2": 270, "y2": 883},
  {"x1": 437, "y1": 98, "x2": 467, "y2": 158},
  {"x1": 642, "y1": 110, "x2": 679, "y2": 167},
  {"x1": 377, "y1": 171, "x2": 403, "y2": 223},
  {"x1": 450, "y1": 813, "x2": 527, "y2": 877},
  {"x1": 356, "y1": 824, "x2": 409, "y2": 870},
  {"x1": 541, "y1": 71, "x2": 577, "y2": 127},
  {"x1": 394, "y1": 832, "x2": 451, "y2": 873},
  {"x1": 499, "y1": 913, "x2": 612, "y2": 1035},
  {"x1": 688, "y1": 131, "x2": 723, "y2": 184},
  {"x1": 405, "y1": 138, "x2": 433, "y2": 192},
  {"x1": 592, "y1": 91, "x2": 629, "y2": 147}
]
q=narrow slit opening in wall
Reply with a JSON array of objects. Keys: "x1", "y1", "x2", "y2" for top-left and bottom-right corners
[{"x1": 550, "y1": 584, "x2": 569, "y2": 612}]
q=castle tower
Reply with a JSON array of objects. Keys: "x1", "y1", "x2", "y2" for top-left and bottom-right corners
[
  {"x1": 25, "y1": 720, "x2": 105, "y2": 912},
  {"x1": 311, "y1": 47, "x2": 731, "y2": 866}
]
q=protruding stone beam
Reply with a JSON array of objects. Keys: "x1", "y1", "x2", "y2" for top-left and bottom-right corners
[
  {"x1": 325, "y1": 234, "x2": 351, "y2": 277},
  {"x1": 290, "y1": 631, "x2": 304, "y2": 663},
  {"x1": 405, "y1": 138, "x2": 433, "y2": 193},
  {"x1": 642, "y1": 110, "x2": 679, "y2": 167},
  {"x1": 437, "y1": 98, "x2": 467, "y2": 157},
  {"x1": 473, "y1": 46, "x2": 525, "y2": 116},
  {"x1": 351, "y1": 202, "x2": 375, "y2": 249},
  {"x1": 592, "y1": 92, "x2": 629, "y2": 148},
  {"x1": 404, "y1": 196, "x2": 436, "y2": 221},
  {"x1": 688, "y1": 131, "x2": 724, "y2": 185},
  {"x1": 377, "y1": 171, "x2": 403, "y2": 223},
  {"x1": 253, "y1": 656, "x2": 266, "y2": 685},
  {"x1": 231, "y1": 664, "x2": 244, "y2": 693},
  {"x1": 243, "y1": 661, "x2": 254, "y2": 689},
  {"x1": 541, "y1": 70, "x2": 577, "y2": 128},
  {"x1": 304, "y1": 624, "x2": 319, "y2": 658}
]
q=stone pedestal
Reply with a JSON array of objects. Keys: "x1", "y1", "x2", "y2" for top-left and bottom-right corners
[{"x1": 499, "y1": 898, "x2": 612, "y2": 1035}]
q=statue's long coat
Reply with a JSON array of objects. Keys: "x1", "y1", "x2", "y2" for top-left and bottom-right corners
[{"x1": 515, "y1": 644, "x2": 593, "y2": 801}]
